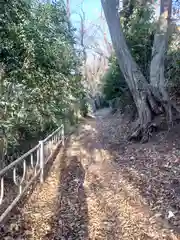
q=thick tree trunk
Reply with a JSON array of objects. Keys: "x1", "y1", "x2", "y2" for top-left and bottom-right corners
[
  {"x1": 101, "y1": 0, "x2": 177, "y2": 141},
  {"x1": 150, "y1": 1, "x2": 177, "y2": 126},
  {"x1": 101, "y1": 0, "x2": 157, "y2": 140}
]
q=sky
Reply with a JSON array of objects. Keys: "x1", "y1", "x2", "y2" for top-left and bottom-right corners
[
  {"x1": 70, "y1": 0, "x2": 102, "y2": 24},
  {"x1": 69, "y1": 0, "x2": 109, "y2": 40},
  {"x1": 69, "y1": 0, "x2": 162, "y2": 27},
  {"x1": 68, "y1": 0, "x2": 179, "y2": 60},
  {"x1": 69, "y1": 0, "x2": 111, "y2": 63},
  {"x1": 69, "y1": 0, "x2": 111, "y2": 56},
  {"x1": 68, "y1": 0, "x2": 162, "y2": 46}
]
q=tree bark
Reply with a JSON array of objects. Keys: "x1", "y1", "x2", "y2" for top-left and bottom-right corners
[
  {"x1": 101, "y1": 0, "x2": 177, "y2": 141},
  {"x1": 150, "y1": 0, "x2": 177, "y2": 125}
]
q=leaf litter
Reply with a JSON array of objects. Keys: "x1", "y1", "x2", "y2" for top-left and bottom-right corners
[{"x1": 1, "y1": 108, "x2": 180, "y2": 239}]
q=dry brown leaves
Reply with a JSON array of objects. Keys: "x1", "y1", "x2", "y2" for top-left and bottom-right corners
[
  {"x1": 1, "y1": 108, "x2": 180, "y2": 239},
  {"x1": 94, "y1": 108, "x2": 180, "y2": 239}
]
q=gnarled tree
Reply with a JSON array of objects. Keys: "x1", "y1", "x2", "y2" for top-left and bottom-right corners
[{"x1": 101, "y1": 0, "x2": 179, "y2": 142}]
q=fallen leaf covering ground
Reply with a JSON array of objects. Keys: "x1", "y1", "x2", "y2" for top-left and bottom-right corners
[{"x1": 1, "y1": 108, "x2": 180, "y2": 239}]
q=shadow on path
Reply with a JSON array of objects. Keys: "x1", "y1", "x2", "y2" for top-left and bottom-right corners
[{"x1": 44, "y1": 140, "x2": 89, "y2": 240}]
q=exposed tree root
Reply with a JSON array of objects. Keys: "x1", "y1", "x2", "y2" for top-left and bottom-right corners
[
  {"x1": 128, "y1": 121, "x2": 158, "y2": 143},
  {"x1": 128, "y1": 87, "x2": 180, "y2": 143},
  {"x1": 128, "y1": 109, "x2": 180, "y2": 143}
]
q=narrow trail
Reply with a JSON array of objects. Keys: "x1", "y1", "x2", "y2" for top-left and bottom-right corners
[{"x1": 2, "y1": 109, "x2": 180, "y2": 239}]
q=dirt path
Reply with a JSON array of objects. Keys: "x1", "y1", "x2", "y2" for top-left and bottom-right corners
[{"x1": 2, "y1": 109, "x2": 180, "y2": 239}]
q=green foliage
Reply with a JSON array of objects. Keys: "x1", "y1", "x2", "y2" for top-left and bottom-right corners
[
  {"x1": 102, "y1": 55, "x2": 134, "y2": 112},
  {"x1": 0, "y1": 0, "x2": 85, "y2": 165},
  {"x1": 122, "y1": 5, "x2": 155, "y2": 79},
  {"x1": 102, "y1": 56, "x2": 127, "y2": 101},
  {"x1": 166, "y1": 34, "x2": 180, "y2": 94},
  {"x1": 80, "y1": 99, "x2": 88, "y2": 117}
]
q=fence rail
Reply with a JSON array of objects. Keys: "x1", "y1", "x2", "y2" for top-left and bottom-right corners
[{"x1": 0, "y1": 124, "x2": 64, "y2": 223}]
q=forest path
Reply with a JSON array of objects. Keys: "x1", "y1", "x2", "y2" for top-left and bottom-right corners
[{"x1": 2, "y1": 108, "x2": 179, "y2": 240}]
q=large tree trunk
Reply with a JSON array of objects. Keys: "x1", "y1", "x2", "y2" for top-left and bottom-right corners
[
  {"x1": 150, "y1": 0, "x2": 176, "y2": 125},
  {"x1": 101, "y1": 0, "x2": 177, "y2": 141}
]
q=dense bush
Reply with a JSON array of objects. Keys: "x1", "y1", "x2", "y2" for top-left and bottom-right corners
[
  {"x1": 166, "y1": 32, "x2": 180, "y2": 94},
  {"x1": 102, "y1": 55, "x2": 134, "y2": 112},
  {"x1": 124, "y1": 6, "x2": 155, "y2": 80},
  {"x1": 0, "y1": 0, "x2": 86, "y2": 167}
]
